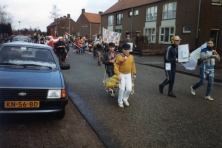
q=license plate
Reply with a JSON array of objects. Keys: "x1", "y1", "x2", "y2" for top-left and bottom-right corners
[{"x1": 4, "y1": 101, "x2": 40, "y2": 108}]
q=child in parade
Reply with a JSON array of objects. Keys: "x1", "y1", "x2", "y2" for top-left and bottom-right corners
[
  {"x1": 114, "y1": 43, "x2": 136, "y2": 108},
  {"x1": 103, "y1": 42, "x2": 117, "y2": 96}
]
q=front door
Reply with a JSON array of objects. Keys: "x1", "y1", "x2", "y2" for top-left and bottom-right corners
[{"x1": 210, "y1": 29, "x2": 220, "y2": 50}]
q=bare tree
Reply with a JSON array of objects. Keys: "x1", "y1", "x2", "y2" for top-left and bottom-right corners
[
  {"x1": 49, "y1": 4, "x2": 60, "y2": 20},
  {"x1": 0, "y1": 5, "x2": 13, "y2": 24}
]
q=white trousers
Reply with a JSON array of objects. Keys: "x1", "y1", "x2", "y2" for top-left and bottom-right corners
[{"x1": 118, "y1": 73, "x2": 132, "y2": 104}]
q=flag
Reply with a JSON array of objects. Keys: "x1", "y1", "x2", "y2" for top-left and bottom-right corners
[{"x1": 182, "y1": 43, "x2": 207, "y2": 70}]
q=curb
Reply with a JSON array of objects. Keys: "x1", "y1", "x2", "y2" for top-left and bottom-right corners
[{"x1": 136, "y1": 62, "x2": 222, "y2": 83}]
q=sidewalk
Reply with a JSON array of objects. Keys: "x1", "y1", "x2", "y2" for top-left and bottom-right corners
[{"x1": 133, "y1": 55, "x2": 222, "y2": 83}]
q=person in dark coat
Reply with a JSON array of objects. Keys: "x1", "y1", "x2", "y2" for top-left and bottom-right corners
[{"x1": 102, "y1": 42, "x2": 117, "y2": 77}]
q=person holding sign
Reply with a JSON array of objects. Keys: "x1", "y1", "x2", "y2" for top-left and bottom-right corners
[
  {"x1": 191, "y1": 39, "x2": 220, "y2": 100},
  {"x1": 159, "y1": 35, "x2": 182, "y2": 98},
  {"x1": 120, "y1": 33, "x2": 137, "y2": 52}
]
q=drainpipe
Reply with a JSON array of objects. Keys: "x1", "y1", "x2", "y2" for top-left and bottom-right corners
[
  {"x1": 196, "y1": 0, "x2": 201, "y2": 48},
  {"x1": 131, "y1": 7, "x2": 134, "y2": 37}
]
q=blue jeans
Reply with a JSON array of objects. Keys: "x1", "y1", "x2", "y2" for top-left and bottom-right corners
[
  {"x1": 192, "y1": 68, "x2": 214, "y2": 96},
  {"x1": 107, "y1": 71, "x2": 114, "y2": 77}
]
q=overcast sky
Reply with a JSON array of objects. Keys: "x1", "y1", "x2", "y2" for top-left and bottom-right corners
[{"x1": 1, "y1": 0, "x2": 117, "y2": 32}]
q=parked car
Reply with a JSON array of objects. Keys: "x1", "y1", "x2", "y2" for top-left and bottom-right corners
[
  {"x1": 0, "y1": 42, "x2": 70, "y2": 118},
  {"x1": 11, "y1": 35, "x2": 31, "y2": 43}
]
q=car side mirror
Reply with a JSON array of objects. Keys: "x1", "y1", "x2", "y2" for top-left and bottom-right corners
[{"x1": 60, "y1": 64, "x2": 70, "y2": 70}]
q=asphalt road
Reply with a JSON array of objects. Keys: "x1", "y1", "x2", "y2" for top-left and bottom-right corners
[{"x1": 64, "y1": 50, "x2": 222, "y2": 148}]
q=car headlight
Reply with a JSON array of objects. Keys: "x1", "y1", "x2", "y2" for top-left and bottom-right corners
[{"x1": 47, "y1": 89, "x2": 67, "y2": 99}]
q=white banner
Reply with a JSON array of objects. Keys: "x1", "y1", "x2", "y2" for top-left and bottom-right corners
[
  {"x1": 102, "y1": 28, "x2": 121, "y2": 46},
  {"x1": 182, "y1": 43, "x2": 207, "y2": 70}
]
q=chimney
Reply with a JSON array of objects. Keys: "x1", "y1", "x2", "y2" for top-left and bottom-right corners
[
  {"x1": 63, "y1": 16, "x2": 66, "y2": 18},
  {"x1": 99, "y1": 11, "x2": 103, "y2": 15},
  {"x1": 82, "y1": 9, "x2": 85, "y2": 14},
  {"x1": 54, "y1": 18, "x2": 56, "y2": 22},
  {"x1": 67, "y1": 14, "x2": 70, "y2": 18},
  {"x1": 60, "y1": 17, "x2": 62, "y2": 19}
]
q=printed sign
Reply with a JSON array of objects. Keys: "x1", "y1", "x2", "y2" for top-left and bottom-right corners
[{"x1": 103, "y1": 28, "x2": 121, "y2": 46}]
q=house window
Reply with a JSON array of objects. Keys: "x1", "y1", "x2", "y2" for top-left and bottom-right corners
[
  {"x1": 116, "y1": 13, "x2": 123, "y2": 25},
  {"x1": 160, "y1": 27, "x2": 174, "y2": 43},
  {"x1": 108, "y1": 15, "x2": 114, "y2": 26},
  {"x1": 134, "y1": 10, "x2": 139, "y2": 16},
  {"x1": 145, "y1": 28, "x2": 156, "y2": 43},
  {"x1": 183, "y1": 26, "x2": 191, "y2": 33},
  {"x1": 212, "y1": 0, "x2": 221, "y2": 5},
  {"x1": 162, "y1": 2, "x2": 177, "y2": 19},
  {"x1": 146, "y1": 6, "x2": 157, "y2": 21},
  {"x1": 129, "y1": 11, "x2": 132, "y2": 16}
]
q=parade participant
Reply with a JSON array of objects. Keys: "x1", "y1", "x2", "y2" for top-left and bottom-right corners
[
  {"x1": 191, "y1": 39, "x2": 220, "y2": 100},
  {"x1": 114, "y1": 43, "x2": 136, "y2": 108},
  {"x1": 103, "y1": 42, "x2": 117, "y2": 96},
  {"x1": 103, "y1": 42, "x2": 117, "y2": 77},
  {"x1": 88, "y1": 37, "x2": 94, "y2": 54},
  {"x1": 40, "y1": 35, "x2": 45, "y2": 44},
  {"x1": 33, "y1": 33, "x2": 38, "y2": 43},
  {"x1": 54, "y1": 37, "x2": 66, "y2": 63},
  {"x1": 159, "y1": 35, "x2": 181, "y2": 98},
  {"x1": 120, "y1": 33, "x2": 137, "y2": 51},
  {"x1": 77, "y1": 36, "x2": 84, "y2": 54},
  {"x1": 94, "y1": 34, "x2": 104, "y2": 66}
]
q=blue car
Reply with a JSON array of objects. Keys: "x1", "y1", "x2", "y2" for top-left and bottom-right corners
[
  {"x1": 0, "y1": 42, "x2": 70, "y2": 118},
  {"x1": 11, "y1": 35, "x2": 31, "y2": 43}
]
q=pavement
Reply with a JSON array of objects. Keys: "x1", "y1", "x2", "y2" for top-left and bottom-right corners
[
  {"x1": 133, "y1": 55, "x2": 222, "y2": 83},
  {"x1": 63, "y1": 51, "x2": 222, "y2": 147}
]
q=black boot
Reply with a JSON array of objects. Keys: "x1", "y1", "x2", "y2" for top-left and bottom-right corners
[
  {"x1": 168, "y1": 93, "x2": 176, "y2": 98},
  {"x1": 159, "y1": 84, "x2": 163, "y2": 94}
]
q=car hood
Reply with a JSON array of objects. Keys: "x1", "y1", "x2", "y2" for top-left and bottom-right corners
[{"x1": 0, "y1": 69, "x2": 63, "y2": 88}]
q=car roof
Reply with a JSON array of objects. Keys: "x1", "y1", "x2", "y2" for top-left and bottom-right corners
[
  {"x1": 13, "y1": 35, "x2": 29, "y2": 38},
  {"x1": 1, "y1": 42, "x2": 52, "y2": 49}
]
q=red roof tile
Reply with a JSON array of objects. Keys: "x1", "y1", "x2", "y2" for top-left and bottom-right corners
[
  {"x1": 103, "y1": 0, "x2": 162, "y2": 15},
  {"x1": 84, "y1": 13, "x2": 101, "y2": 23}
]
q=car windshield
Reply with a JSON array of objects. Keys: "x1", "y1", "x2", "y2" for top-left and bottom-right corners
[{"x1": 0, "y1": 46, "x2": 56, "y2": 69}]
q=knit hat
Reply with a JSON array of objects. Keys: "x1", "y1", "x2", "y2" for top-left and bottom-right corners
[
  {"x1": 122, "y1": 43, "x2": 131, "y2": 50},
  {"x1": 108, "y1": 42, "x2": 115, "y2": 47}
]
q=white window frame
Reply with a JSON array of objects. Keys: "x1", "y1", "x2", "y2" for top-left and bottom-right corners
[
  {"x1": 183, "y1": 26, "x2": 191, "y2": 33},
  {"x1": 162, "y1": 2, "x2": 177, "y2": 19},
  {"x1": 116, "y1": 13, "x2": 123, "y2": 25},
  {"x1": 146, "y1": 6, "x2": 157, "y2": 21},
  {"x1": 108, "y1": 15, "x2": 114, "y2": 26},
  {"x1": 159, "y1": 27, "x2": 175, "y2": 43},
  {"x1": 129, "y1": 11, "x2": 132, "y2": 16},
  {"x1": 145, "y1": 28, "x2": 156, "y2": 43},
  {"x1": 212, "y1": 0, "x2": 222, "y2": 5},
  {"x1": 134, "y1": 10, "x2": 139, "y2": 16}
]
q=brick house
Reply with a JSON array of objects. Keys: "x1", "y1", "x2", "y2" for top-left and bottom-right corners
[
  {"x1": 47, "y1": 14, "x2": 76, "y2": 37},
  {"x1": 101, "y1": 0, "x2": 222, "y2": 55},
  {"x1": 75, "y1": 9, "x2": 102, "y2": 38}
]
